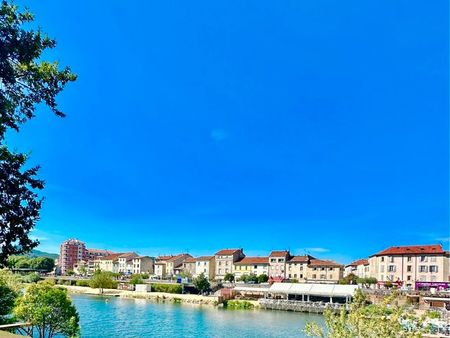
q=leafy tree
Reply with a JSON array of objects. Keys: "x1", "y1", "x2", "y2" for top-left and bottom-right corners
[
  {"x1": 90, "y1": 271, "x2": 117, "y2": 293},
  {"x1": 193, "y1": 273, "x2": 210, "y2": 294},
  {"x1": 14, "y1": 283, "x2": 80, "y2": 338},
  {"x1": 304, "y1": 289, "x2": 428, "y2": 338},
  {"x1": 238, "y1": 273, "x2": 258, "y2": 283},
  {"x1": 339, "y1": 273, "x2": 358, "y2": 285},
  {"x1": 141, "y1": 273, "x2": 149, "y2": 279},
  {"x1": 223, "y1": 272, "x2": 234, "y2": 283},
  {"x1": 129, "y1": 274, "x2": 143, "y2": 285},
  {"x1": 0, "y1": 269, "x2": 21, "y2": 324},
  {"x1": 0, "y1": 0, "x2": 76, "y2": 266},
  {"x1": 257, "y1": 274, "x2": 269, "y2": 283},
  {"x1": 20, "y1": 272, "x2": 41, "y2": 283}
]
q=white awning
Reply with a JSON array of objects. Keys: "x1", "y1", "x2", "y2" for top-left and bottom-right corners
[{"x1": 269, "y1": 283, "x2": 358, "y2": 298}]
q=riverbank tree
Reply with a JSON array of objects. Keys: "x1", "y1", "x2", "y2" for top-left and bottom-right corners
[
  {"x1": 304, "y1": 289, "x2": 428, "y2": 338},
  {"x1": 14, "y1": 283, "x2": 80, "y2": 338},
  {"x1": 193, "y1": 273, "x2": 210, "y2": 294},
  {"x1": 0, "y1": 0, "x2": 76, "y2": 266}
]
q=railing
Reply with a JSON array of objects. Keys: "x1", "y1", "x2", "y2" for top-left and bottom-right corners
[{"x1": 259, "y1": 299, "x2": 348, "y2": 313}]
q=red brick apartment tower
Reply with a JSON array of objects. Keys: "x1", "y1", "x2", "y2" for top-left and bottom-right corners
[{"x1": 59, "y1": 239, "x2": 87, "y2": 275}]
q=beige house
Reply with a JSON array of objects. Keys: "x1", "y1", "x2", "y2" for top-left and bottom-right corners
[
  {"x1": 194, "y1": 256, "x2": 216, "y2": 280},
  {"x1": 182, "y1": 257, "x2": 197, "y2": 277},
  {"x1": 132, "y1": 256, "x2": 154, "y2": 275},
  {"x1": 153, "y1": 255, "x2": 174, "y2": 278},
  {"x1": 94, "y1": 253, "x2": 124, "y2": 273},
  {"x1": 286, "y1": 255, "x2": 312, "y2": 281},
  {"x1": 268, "y1": 250, "x2": 291, "y2": 281},
  {"x1": 234, "y1": 257, "x2": 269, "y2": 279},
  {"x1": 215, "y1": 249, "x2": 245, "y2": 280},
  {"x1": 368, "y1": 244, "x2": 450, "y2": 288},
  {"x1": 166, "y1": 254, "x2": 192, "y2": 277},
  {"x1": 306, "y1": 259, "x2": 344, "y2": 283},
  {"x1": 344, "y1": 259, "x2": 370, "y2": 278}
]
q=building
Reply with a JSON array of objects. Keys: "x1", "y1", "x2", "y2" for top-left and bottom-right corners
[
  {"x1": 268, "y1": 250, "x2": 292, "y2": 282},
  {"x1": 132, "y1": 256, "x2": 154, "y2": 275},
  {"x1": 194, "y1": 256, "x2": 216, "y2": 280},
  {"x1": 86, "y1": 249, "x2": 114, "y2": 273},
  {"x1": 286, "y1": 255, "x2": 313, "y2": 281},
  {"x1": 344, "y1": 259, "x2": 369, "y2": 278},
  {"x1": 234, "y1": 257, "x2": 269, "y2": 279},
  {"x1": 118, "y1": 253, "x2": 138, "y2": 274},
  {"x1": 215, "y1": 249, "x2": 245, "y2": 280},
  {"x1": 94, "y1": 253, "x2": 124, "y2": 273},
  {"x1": 154, "y1": 255, "x2": 173, "y2": 278},
  {"x1": 182, "y1": 257, "x2": 197, "y2": 277},
  {"x1": 59, "y1": 239, "x2": 87, "y2": 275},
  {"x1": 368, "y1": 244, "x2": 450, "y2": 288},
  {"x1": 306, "y1": 259, "x2": 344, "y2": 283},
  {"x1": 166, "y1": 254, "x2": 192, "y2": 277}
]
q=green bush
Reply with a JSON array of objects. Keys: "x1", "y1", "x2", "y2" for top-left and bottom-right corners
[
  {"x1": 75, "y1": 280, "x2": 90, "y2": 287},
  {"x1": 20, "y1": 273, "x2": 41, "y2": 283},
  {"x1": 225, "y1": 300, "x2": 254, "y2": 310},
  {"x1": 152, "y1": 283, "x2": 182, "y2": 294}
]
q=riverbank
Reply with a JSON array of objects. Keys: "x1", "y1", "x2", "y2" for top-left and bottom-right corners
[{"x1": 60, "y1": 285, "x2": 254, "y2": 308}]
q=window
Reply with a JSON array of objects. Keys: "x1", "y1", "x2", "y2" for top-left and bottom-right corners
[
  {"x1": 430, "y1": 266, "x2": 438, "y2": 273},
  {"x1": 270, "y1": 258, "x2": 276, "y2": 263},
  {"x1": 278, "y1": 258, "x2": 284, "y2": 263},
  {"x1": 407, "y1": 265, "x2": 412, "y2": 272},
  {"x1": 329, "y1": 268, "x2": 334, "y2": 271},
  {"x1": 294, "y1": 274, "x2": 297, "y2": 278},
  {"x1": 419, "y1": 266, "x2": 428, "y2": 273},
  {"x1": 381, "y1": 257, "x2": 385, "y2": 262},
  {"x1": 300, "y1": 266, "x2": 303, "y2": 271},
  {"x1": 407, "y1": 256, "x2": 412, "y2": 262},
  {"x1": 389, "y1": 257, "x2": 394, "y2": 263},
  {"x1": 312, "y1": 274, "x2": 317, "y2": 279},
  {"x1": 388, "y1": 265, "x2": 396, "y2": 272},
  {"x1": 321, "y1": 267, "x2": 325, "y2": 271},
  {"x1": 407, "y1": 275, "x2": 411, "y2": 281},
  {"x1": 254, "y1": 265, "x2": 257, "y2": 269},
  {"x1": 329, "y1": 275, "x2": 333, "y2": 279},
  {"x1": 320, "y1": 274, "x2": 326, "y2": 279},
  {"x1": 313, "y1": 267, "x2": 317, "y2": 271},
  {"x1": 289, "y1": 274, "x2": 292, "y2": 278},
  {"x1": 300, "y1": 274, "x2": 303, "y2": 278},
  {"x1": 380, "y1": 265, "x2": 384, "y2": 273},
  {"x1": 420, "y1": 256, "x2": 427, "y2": 262}
]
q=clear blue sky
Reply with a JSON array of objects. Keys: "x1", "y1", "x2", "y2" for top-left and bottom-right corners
[{"x1": 8, "y1": 0, "x2": 449, "y2": 263}]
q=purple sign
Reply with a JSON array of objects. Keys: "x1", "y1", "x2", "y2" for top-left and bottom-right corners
[{"x1": 415, "y1": 281, "x2": 450, "y2": 289}]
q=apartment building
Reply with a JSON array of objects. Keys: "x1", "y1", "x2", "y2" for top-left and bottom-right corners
[
  {"x1": 182, "y1": 257, "x2": 197, "y2": 277},
  {"x1": 215, "y1": 249, "x2": 245, "y2": 280},
  {"x1": 268, "y1": 251, "x2": 291, "y2": 281},
  {"x1": 132, "y1": 256, "x2": 154, "y2": 275},
  {"x1": 86, "y1": 249, "x2": 114, "y2": 273},
  {"x1": 286, "y1": 255, "x2": 312, "y2": 281},
  {"x1": 166, "y1": 254, "x2": 192, "y2": 277},
  {"x1": 234, "y1": 257, "x2": 269, "y2": 279},
  {"x1": 306, "y1": 259, "x2": 344, "y2": 283},
  {"x1": 154, "y1": 255, "x2": 174, "y2": 278},
  {"x1": 344, "y1": 259, "x2": 370, "y2": 278},
  {"x1": 118, "y1": 253, "x2": 138, "y2": 274},
  {"x1": 194, "y1": 256, "x2": 216, "y2": 280},
  {"x1": 368, "y1": 244, "x2": 450, "y2": 288},
  {"x1": 59, "y1": 239, "x2": 87, "y2": 275},
  {"x1": 94, "y1": 253, "x2": 123, "y2": 273}
]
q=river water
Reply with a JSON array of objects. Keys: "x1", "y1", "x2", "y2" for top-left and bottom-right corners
[{"x1": 70, "y1": 294, "x2": 325, "y2": 337}]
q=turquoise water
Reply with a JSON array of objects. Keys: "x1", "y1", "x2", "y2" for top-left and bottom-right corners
[{"x1": 70, "y1": 294, "x2": 324, "y2": 338}]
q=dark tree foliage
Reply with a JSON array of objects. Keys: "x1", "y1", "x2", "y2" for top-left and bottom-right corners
[{"x1": 0, "y1": 1, "x2": 76, "y2": 266}]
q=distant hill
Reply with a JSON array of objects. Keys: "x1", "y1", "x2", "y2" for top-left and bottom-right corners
[{"x1": 28, "y1": 249, "x2": 59, "y2": 260}]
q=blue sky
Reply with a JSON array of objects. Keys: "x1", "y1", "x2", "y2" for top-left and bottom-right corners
[{"x1": 8, "y1": 0, "x2": 449, "y2": 263}]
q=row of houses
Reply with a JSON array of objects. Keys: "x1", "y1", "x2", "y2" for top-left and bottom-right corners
[{"x1": 60, "y1": 240, "x2": 450, "y2": 288}]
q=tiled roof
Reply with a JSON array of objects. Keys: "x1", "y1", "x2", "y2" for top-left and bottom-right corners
[
  {"x1": 98, "y1": 253, "x2": 125, "y2": 261},
  {"x1": 309, "y1": 259, "x2": 342, "y2": 267},
  {"x1": 118, "y1": 252, "x2": 138, "y2": 259},
  {"x1": 156, "y1": 255, "x2": 174, "y2": 261},
  {"x1": 195, "y1": 256, "x2": 214, "y2": 261},
  {"x1": 184, "y1": 257, "x2": 197, "y2": 263},
  {"x1": 288, "y1": 255, "x2": 311, "y2": 263},
  {"x1": 167, "y1": 253, "x2": 191, "y2": 262},
  {"x1": 87, "y1": 249, "x2": 113, "y2": 254},
  {"x1": 235, "y1": 257, "x2": 269, "y2": 265},
  {"x1": 372, "y1": 244, "x2": 444, "y2": 257},
  {"x1": 269, "y1": 250, "x2": 290, "y2": 257},
  {"x1": 215, "y1": 249, "x2": 241, "y2": 255},
  {"x1": 346, "y1": 259, "x2": 369, "y2": 267}
]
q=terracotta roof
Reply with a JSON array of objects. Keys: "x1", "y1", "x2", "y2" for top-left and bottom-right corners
[
  {"x1": 372, "y1": 244, "x2": 444, "y2": 257},
  {"x1": 87, "y1": 249, "x2": 114, "y2": 254},
  {"x1": 167, "y1": 253, "x2": 191, "y2": 262},
  {"x1": 98, "y1": 253, "x2": 125, "y2": 261},
  {"x1": 215, "y1": 249, "x2": 242, "y2": 255},
  {"x1": 269, "y1": 250, "x2": 290, "y2": 257},
  {"x1": 156, "y1": 255, "x2": 174, "y2": 261},
  {"x1": 118, "y1": 252, "x2": 138, "y2": 259},
  {"x1": 234, "y1": 257, "x2": 269, "y2": 265},
  {"x1": 346, "y1": 259, "x2": 369, "y2": 267},
  {"x1": 309, "y1": 259, "x2": 342, "y2": 267},
  {"x1": 195, "y1": 256, "x2": 214, "y2": 261},
  {"x1": 184, "y1": 257, "x2": 197, "y2": 263},
  {"x1": 288, "y1": 255, "x2": 311, "y2": 263}
]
